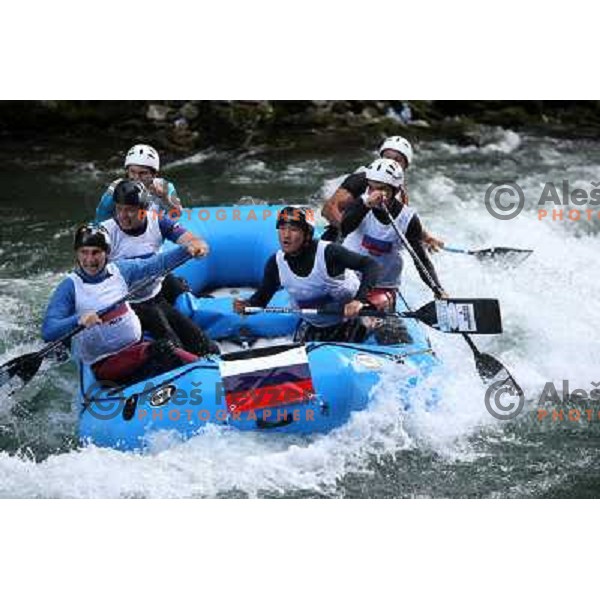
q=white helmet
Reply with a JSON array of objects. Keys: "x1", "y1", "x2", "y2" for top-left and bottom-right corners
[
  {"x1": 365, "y1": 158, "x2": 404, "y2": 189},
  {"x1": 379, "y1": 136, "x2": 413, "y2": 166},
  {"x1": 124, "y1": 144, "x2": 160, "y2": 171}
]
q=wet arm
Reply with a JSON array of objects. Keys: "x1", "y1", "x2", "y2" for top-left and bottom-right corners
[
  {"x1": 340, "y1": 198, "x2": 370, "y2": 237},
  {"x1": 95, "y1": 191, "x2": 115, "y2": 223},
  {"x1": 324, "y1": 244, "x2": 380, "y2": 302},
  {"x1": 116, "y1": 246, "x2": 191, "y2": 287},
  {"x1": 406, "y1": 216, "x2": 443, "y2": 292},
  {"x1": 42, "y1": 279, "x2": 79, "y2": 341},
  {"x1": 322, "y1": 173, "x2": 365, "y2": 226},
  {"x1": 246, "y1": 255, "x2": 281, "y2": 307},
  {"x1": 323, "y1": 188, "x2": 354, "y2": 226}
]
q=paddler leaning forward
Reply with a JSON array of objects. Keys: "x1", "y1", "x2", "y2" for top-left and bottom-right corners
[
  {"x1": 233, "y1": 206, "x2": 380, "y2": 343},
  {"x1": 42, "y1": 224, "x2": 205, "y2": 385}
]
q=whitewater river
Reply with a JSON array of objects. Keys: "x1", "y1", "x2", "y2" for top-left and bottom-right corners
[{"x1": 0, "y1": 128, "x2": 598, "y2": 498}]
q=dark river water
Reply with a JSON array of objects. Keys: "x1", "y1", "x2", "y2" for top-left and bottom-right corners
[{"x1": 0, "y1": 129, "x2": 599, "y2": 498}]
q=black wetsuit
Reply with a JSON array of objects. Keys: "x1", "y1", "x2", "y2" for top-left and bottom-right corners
[
  {"x1": 108, "y1": 218, "x2": 212, "y2": 356},
  {"x1": 161, "y1": 272, "x2": 190, "y2": 304},
  {"x1": 247, "y1": 240, "x2": 380, "y2": 342},
  {"x1": 133, "y1": 291, "x2": 212, "y2": 356},
  {"x1": 322, "y1": 171, "x2": 409, "y2": 242}
]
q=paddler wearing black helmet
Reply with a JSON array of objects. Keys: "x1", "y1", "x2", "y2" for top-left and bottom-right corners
[
  {"x1": 73, "y1": 223, "x2": 112, "y2": 277},
  {"x1": 42, "y1": 223, "x2": 207, "y2": 384},
  {"x1": 99, "y1": 179, "x2": 215, "y2": 358}
]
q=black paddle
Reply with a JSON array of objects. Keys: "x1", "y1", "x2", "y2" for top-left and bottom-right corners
[
  {"x1": 380, "y1": 203, "x2": 521, "y2": 389},
  {"x1": 243, "y1": 297, "x2": 502, "y2": 334},
  {"x1": 443, "y1": 245, "x2": 533, "y2": 266},
  {"x1": 460, "y1": 332, "x2": 522, "y2": 391},
  {"x1": 0, "y1": 253, "x2": 191, "y2": 395}
]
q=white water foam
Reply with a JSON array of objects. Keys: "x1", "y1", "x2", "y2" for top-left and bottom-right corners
[
  {"x1": 481, "y1": 129, "x2": 522, "y2": 155},
  {"x1": 318, "y1": 175, "x2": 347, "y2": 202},
  {"x1": 0, "y1": 381, "x2": 417, "y2": 498},
  {"x1": 163, "y1": 150, "x2": 223, "y2": 169},
  {"x1": 431, "y1": 128, "x2": 522, "y2": 157},
  {"x1": 1, "y1": 136, "x2": 598, "y2": 498}
]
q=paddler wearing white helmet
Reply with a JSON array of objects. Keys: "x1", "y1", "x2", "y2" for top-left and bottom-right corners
[
  {"x1": 322, "y1": 135, "x2": 444, "y2": 252},
  {"x1": 341, "y1": 158, "x2": 448, "y2": 311},
  {"x1": 95, "y1": 143, "x2": 182, "y2": 222}
]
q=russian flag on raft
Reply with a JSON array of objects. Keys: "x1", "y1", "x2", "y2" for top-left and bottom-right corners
[{"x1": 219, "y1": 344, "x2": 316, "y2": 414}]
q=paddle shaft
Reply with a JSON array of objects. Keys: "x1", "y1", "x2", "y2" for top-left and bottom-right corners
[
  {"x1": 16, "y1": 253, "x2": 190, "y2": 363},
  {"x1": 244, "y1": 306, "x2": 417, "y2": 318},
  {"x1": 382, "y1": 205, "x2": 523, "y2": 386},
  {"x1": 460, "y1": 330, "x2": 482, "y2": 356},
  {"x1": 443, "y1": 246, "x2": 473, "y2": 255},
  {"x1": 380, "y1": 203, "x2": 445, "y2": 297},
  {"x1": 443, "y1": 245, "x2": 533, "y2": 258},
  {"x1": 380, "y1": 203, "x2": 512, "y2": 381}
]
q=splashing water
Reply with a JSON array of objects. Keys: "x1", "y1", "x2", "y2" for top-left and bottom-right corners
[{"x1": 0, "y1": 130, "x2": 598, "y2": 498}]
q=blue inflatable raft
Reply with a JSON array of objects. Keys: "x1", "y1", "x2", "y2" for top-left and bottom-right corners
[{"x1": 78, "y1": 206, "x2": 441, "y2": 450}]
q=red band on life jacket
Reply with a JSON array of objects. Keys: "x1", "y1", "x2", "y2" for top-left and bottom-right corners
[{"x1": 100, "y1": 303, "x2": 129, "y2": 323}]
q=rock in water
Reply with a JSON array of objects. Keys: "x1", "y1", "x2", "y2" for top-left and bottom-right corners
[
  {"x1": 180, "y1": 102, "x2": 199, "y2": 121},
  {"x1": 146, "y1": 104, "x2": 171, "y2": 121}
]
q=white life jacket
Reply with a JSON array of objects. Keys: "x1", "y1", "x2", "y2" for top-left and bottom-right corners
[
  {"x1": 69, "y1": 264, "x2": 142, "y2": 365},
  {"x1": 276, "y1": 240, "x2": 359, "y2": 327},
  {"x1": 343, "y1": 204, "x2": 415, "y2": 287},
  {"x1": 102, "y1": 217, "x2": 165, "y2": 302}
]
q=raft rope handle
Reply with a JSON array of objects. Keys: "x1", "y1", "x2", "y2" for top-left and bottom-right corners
[
  {"x1": 80, "y1": 363, "x2": 219, "y2": 411},
  {"x1": 306, "y1": 341, "x2": 434, "y2": 363},
  {"x1": 81, "y1": 342, "x2": 434, "y2": 411}
]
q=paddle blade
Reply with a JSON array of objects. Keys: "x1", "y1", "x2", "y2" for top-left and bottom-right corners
[
  {"x1": 459, "y1": 332, "x2": 522, "y2": 391},
  {"x1": 475, "y1": 350, "x2": 523, "y2": 396},
  {"x1": 475, "y1": 350, "x2": 509, "y2": 382},
  {"x1": 473, "y1": 247, "x2": 533, "y2": 266},
  {"x1": 0, "y1": 353, "x2": 44, "y2": 392},
  {"x1": 412, "y1": 299, "x2": 502, "y2": 334}
]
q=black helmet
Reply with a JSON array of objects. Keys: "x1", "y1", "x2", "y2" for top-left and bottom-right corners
[
  {"x1": 113, "y1": 180, "x2": 149, "y2": 208},
  {"x1": 276, "y1": 206, "x2": 315, "y2": 238},
  {"x1": 74, "y1": 224, "x2": 111, "y2": 253}
]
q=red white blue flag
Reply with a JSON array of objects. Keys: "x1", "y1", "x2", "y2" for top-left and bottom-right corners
[
  {"x1": 361, "y1": 234, "x2": 393, "y2": 256},
  {"x1": 219, "y1": 344, "x2": 316, "y2": 414}
]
